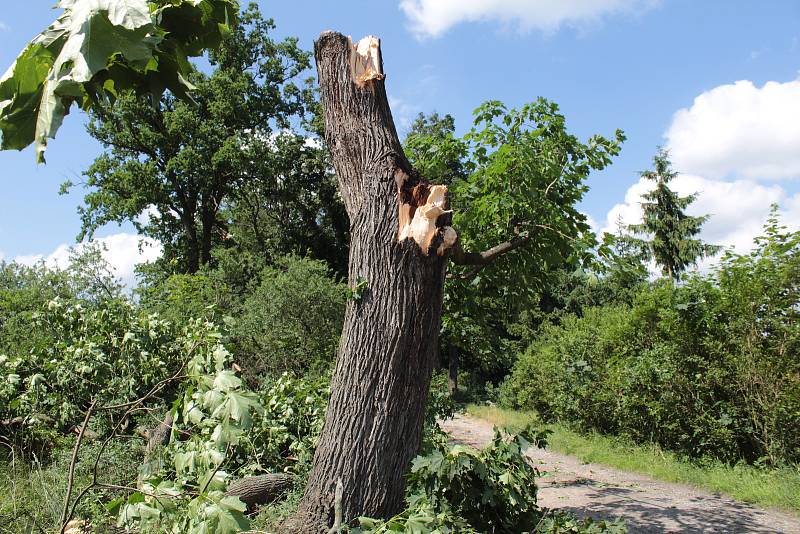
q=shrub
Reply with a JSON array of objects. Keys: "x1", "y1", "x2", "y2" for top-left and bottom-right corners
[
  {"x1": 123, "y1": 356, "x2": 330, "y2": 534},
  {"x1": 355, "y1": 427, "x2": 625, "y2": 534},
  {"x1": 138, "y1": 272, "x2": 235, "y2": 324},
  {"x1": 501, "y1": 211, "x2": 800, "y2": 465},
  {"x1": 231, "y1": 255, "x2": 345, "y2": 380},
  {"x1": 0, "y1": 274, "x2": 187, "y2": 457}
]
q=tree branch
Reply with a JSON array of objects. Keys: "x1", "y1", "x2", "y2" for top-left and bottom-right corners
[
  {"x1": 450, "y1": 232, "x2": 531, "y2": 267},
  {"x1": 60, "y1": 398, "x2": 97, "y2": 534},
  {"x1": 448, "y1": 222, "x2": 578, "y2": 280}
]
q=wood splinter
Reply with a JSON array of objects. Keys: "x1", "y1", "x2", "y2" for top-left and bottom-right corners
[
  {"x1": 349, "y1": 35, "x2": 384, "y2": 86},
  {"x1": 397, "y1": 182, "x2": 457, "y2": 256}
]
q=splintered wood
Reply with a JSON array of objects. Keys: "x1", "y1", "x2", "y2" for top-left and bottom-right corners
[
  {"x1": 397, "y1": 181, "x2": 457, "y2": 256},
  {"x1": 349, "y1": 35, "x2": 384, "y2": 86}
]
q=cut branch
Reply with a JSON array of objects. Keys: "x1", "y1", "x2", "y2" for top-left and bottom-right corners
[{"x1": 225, "y1": 473, "x2": 293, "y2": 512}]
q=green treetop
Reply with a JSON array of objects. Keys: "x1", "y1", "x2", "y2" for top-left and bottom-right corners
[
  {"x1": 630, "y1": 148, "x2": 720, "y2": 281},
  {"x1": 62, "y1": 4, "x2": 347, "y2": 276}
]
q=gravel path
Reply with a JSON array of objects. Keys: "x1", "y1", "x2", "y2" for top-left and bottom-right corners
[{"x1": 440, "y1": 414, "x2": 800, "y2": 534}]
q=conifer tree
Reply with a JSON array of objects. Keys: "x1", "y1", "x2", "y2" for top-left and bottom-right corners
[{"x1": 630, "y1": 148, "x2": 720, "y2": 280}]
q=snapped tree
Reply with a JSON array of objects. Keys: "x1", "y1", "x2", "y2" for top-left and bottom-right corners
[{"x1": 0, "y1": 2, "x2": 624, "y2": 530}]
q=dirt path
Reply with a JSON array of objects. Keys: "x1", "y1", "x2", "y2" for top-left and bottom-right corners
[{"x1": 440, "y1": 415, "x2": 800, "y2": 534}]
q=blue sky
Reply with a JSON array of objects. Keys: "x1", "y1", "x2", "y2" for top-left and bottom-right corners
[{"x1": 1, "y1": 0, "x2": 799, "y2": 282}]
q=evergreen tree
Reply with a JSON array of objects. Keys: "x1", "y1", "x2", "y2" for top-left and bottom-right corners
[{"x1": 630, "y1": 148, "x2": 720, "y2": 280}]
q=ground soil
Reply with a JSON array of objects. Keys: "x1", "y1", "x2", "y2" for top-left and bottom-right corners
[{"x1": 440, "y1": 414, "x2": 800, "y2": 534}]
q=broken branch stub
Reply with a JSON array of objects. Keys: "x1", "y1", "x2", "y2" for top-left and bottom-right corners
[
  {"x1": 395, "y1": 169, "x2": 458, "y2": 256},
  {"x1": 349, "y1": 35, "x2": 384, "y2": 86}
]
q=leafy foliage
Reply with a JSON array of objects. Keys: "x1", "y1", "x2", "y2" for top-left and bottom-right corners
[
  {"x1": 450, "y1": 99, "x2": 624, "y2": 304},
  {"x1": 407, "y1": 102, "x2": 625, "y2": 389},
  {"x1": 64, "y1": 3, "x2": 326, "y2": 274},
  {"x1": 404, "y1": 112, "x2": 470, "y2": 186},
  {"x1": 355, "y1": 427, "x2": 625, "y2": 534},
  {"x1": 501, "y1": 209, "x2": 800, "y2": 465},
  {"x1": 0, "y1": 249, "x2": 186, "y2": 456},
  {"x1": 122, "y1": 343, "x2": 330, "y2": 533},
  {"x1": 629, "y1": 148, "x2": 720, "y2": 280},
  {"x1": 231, "y1": 255, "x2": 346, "y2": 380},
  {"x1": 0, "y1": 0, "x2": 238, "y2": 162},
  {"x1": 408, "y1": 429, "x2": 542, "y2": 532},
  {"x1": 139, "y1": 271, "x2": 236, "y2": 325}
]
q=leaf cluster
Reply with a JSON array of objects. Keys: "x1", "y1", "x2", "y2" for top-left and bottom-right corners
[{"x1": 0, "y1": 0, "x2": 238, "y2": 162}]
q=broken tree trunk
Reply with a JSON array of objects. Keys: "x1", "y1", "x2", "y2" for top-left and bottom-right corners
[
  {"x1": 225, "y1": 473, "x2": 293, "y2": 512},
  {"x1": 289, "y1": 32, "x2": 458, "y2": 532}
]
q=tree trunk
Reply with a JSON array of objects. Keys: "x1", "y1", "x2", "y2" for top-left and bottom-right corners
[
  {"x1": 289, "y1": 32, "x2": 457, "y2": 532},
  {"x1": 182, "y1": 213, "x2": 200, "y2": 274},
  {"x1": 448, "y1": 344, "x2": 459, "y2": 396},
  {"x1": 144, "y1": 412, "x2": 173, "y2": 461}
]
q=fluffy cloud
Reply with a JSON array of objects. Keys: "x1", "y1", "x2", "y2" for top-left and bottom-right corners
[
  {"x1": 399, "y1": 0, "x2": 658, "y2": 38},
  {"x1": 666, "y1": 80, "x2": 800, "y2": 180},
  {"x1": 388, "y1": 95, "x2": 422, "y2": 132},
  {"x1": 601, "y1": 78, "x2": 800, "y2": 268},
  {"x1": 14, "y1": 233, "x2": 162, "y2": 288}
]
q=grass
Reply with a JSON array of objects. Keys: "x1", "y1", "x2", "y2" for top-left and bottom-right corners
[
  {"x1": 0, "y1": 439, "x2": 142, "y2": 533},
  {"x1": 466, "y1": 404, "x2": 800, "y2": 515}
]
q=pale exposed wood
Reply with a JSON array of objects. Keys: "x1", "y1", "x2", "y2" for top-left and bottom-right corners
[
  {"x1": 397, "y1": 184, "x2": 454, "y2": 254},
  {"x1": 349, "y1": 35, "x2": 384, "y2": 86}
]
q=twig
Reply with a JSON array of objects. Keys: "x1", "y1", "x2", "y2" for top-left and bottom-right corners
[
  {"x1": 100, "y1": 359, "x2": 189, "y2": 411},
  {"x1": 60, "y1": 398, "x2": 97, "y2": 534},
  {"x1": 199, "y1": 444, "x2": 231, "y2": 496},
  {"x1": 63, "y1": 342, "x2": 200, "y2": 527}
]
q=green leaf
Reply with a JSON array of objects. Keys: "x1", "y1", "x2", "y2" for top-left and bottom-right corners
[{"x1": 0, "y1": 0, "x2": 237, "y2": 162}]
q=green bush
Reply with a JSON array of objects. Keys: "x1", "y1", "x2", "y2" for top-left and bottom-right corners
[
  {"x1": 231, "y1": 255, "x2": 345, "y2": 380},
  {"x1": 138, "y1": 271, "x2": 235, "y2": 324},
  {"x1": 121, "y1": 335, "x2": 332, "y2": 534},
  {"x1": 501, "y1": 211, "x2": 800, "y2": 465},
  {"x1": 0, "y1": 251, "x2": 198, "y2": 458},
  {"x1": 355, "y1": 427, "x2": 625, "y2": 534}
]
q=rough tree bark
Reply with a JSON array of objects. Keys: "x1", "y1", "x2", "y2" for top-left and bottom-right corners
[
  {"x1": 289, "y1": 31, "x2": 529, "y2": 532},
  {"x1": 288, "y1": 32, "x2": 457, "y2": 532},
  {"x1": 225, "y1": 473, "x2": 293, "y2": 511},
  {"x1": 144, "y1": 412, "x2": 173, "y2": 461}
]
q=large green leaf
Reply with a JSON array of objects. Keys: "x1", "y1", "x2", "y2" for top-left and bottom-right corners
[{"x1": 0, "y1": 0, "x2": 237, "y2": 163}]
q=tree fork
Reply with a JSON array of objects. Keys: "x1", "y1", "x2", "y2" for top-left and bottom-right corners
[{"x1": 287, "y1": 32, "x2": 457, "y2": 532}]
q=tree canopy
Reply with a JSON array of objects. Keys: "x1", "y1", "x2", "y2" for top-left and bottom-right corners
[
  {"x1": 62, "y1": 4, "x2": 347, "y2": 275},
  {"x1": 629, "y1": 148, "x2": 720, "y2": 280}
]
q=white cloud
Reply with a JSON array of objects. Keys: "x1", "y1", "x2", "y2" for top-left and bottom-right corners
[
  {"x1": 600, "y1": 175, "x2": 798, "y2": 256},
  {"x1": 136, "y1": 205, "x2": 162, "y2": 226},
  {"x1": 388, "y1": 95, "x2": 421, "y2": 133},
  {"x1": 14, "y1": 233, "x2": 162, "y2": 289},
  {"x1": 601, "y1": 76, "x2": 800, "y2": 273},
  {"x1": 0, "y1": 22, "x2": 8, "y2": 32},
  {"x1": 399, "y1": 0, "x2": 659, "y2": 38},
  {"x1": 666, "y1": 80, "x2": 800, "y2": 180}
]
